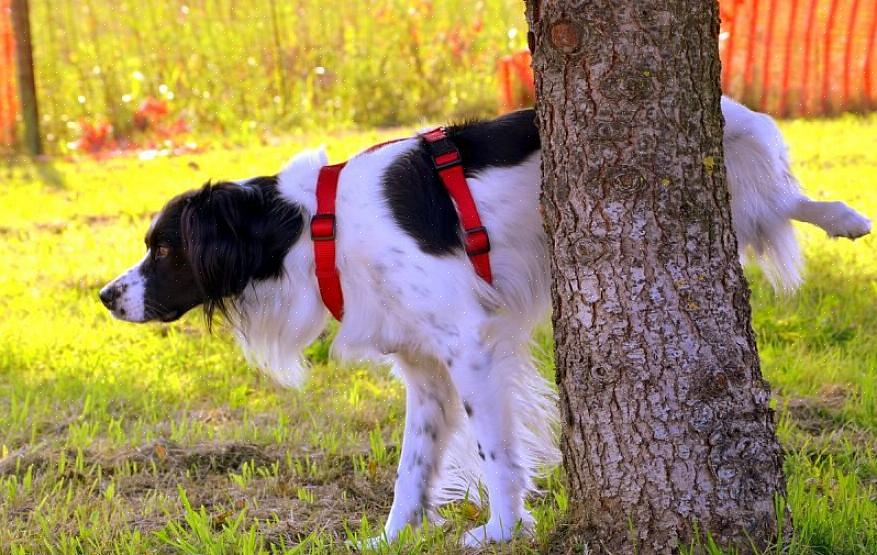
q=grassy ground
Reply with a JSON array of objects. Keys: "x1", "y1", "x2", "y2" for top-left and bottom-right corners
[{"x1": 0, "y1": 115, "x2": 876, "y2": 554}]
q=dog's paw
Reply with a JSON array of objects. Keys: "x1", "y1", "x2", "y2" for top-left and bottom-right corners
[
  {"x1": 825, "y1": 206, "x2": 872, "y2": 239},
  {"x1": 359, "y1": 535, "x2": 387, "y2": 551},
  {"x1": 461, "y1": 513, "x2": 535, "y2": 548},
  {"x1": 349, "y1": 533, "x2": 393, "y2": 552}
]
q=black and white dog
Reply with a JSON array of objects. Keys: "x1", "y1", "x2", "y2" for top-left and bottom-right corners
[{"x1": 100, "y1": 98, "x2": 870, "y2": 546}]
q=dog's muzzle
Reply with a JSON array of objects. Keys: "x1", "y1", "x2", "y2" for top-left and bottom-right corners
[{"x1": 99, "y1": 266, "x2": 148, "y2": 322}]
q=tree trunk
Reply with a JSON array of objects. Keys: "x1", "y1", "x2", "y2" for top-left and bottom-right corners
[
  {"x1": 11, "y1": 0, "x2": 42, "y2": 155},
  {"x1": 525, "y1": 1, "x2": 788, "y2": 552}
]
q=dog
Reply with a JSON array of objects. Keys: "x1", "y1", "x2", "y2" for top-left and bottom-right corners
[{"x1": 100, "y1": 97, "x2": 871, "y2": 546}]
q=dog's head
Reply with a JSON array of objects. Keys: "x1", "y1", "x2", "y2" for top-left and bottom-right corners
[{"x1": 99, "y1": 177, "x2": 303, "y2": 325}]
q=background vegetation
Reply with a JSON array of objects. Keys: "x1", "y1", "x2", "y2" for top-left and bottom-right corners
[
  {"x1": 26, "y1": 0, "x2": 526, "y2": 152},
  {"x1": 0, "y1": 115, "x2": 875, "y2": 553}
]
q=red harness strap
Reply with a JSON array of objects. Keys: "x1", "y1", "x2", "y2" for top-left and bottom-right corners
[
  {"x1": 311, "y1": 130, "x2": 493, "y2": 320},
  {"x1": 311, "y1": 163, "x2": 346, "y2": 320},
  {"x1": 420, "y1": 128, "x2": 493, "y2": 284}
]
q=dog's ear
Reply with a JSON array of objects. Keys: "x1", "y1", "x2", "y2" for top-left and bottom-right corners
[{"x1": 180, "y1": 179, "x2": 302, "y2": 325}]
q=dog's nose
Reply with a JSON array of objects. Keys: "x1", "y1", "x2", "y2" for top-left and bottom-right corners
[{"x1": 99, "y1": 285, "x2": 119, "y2": 309}]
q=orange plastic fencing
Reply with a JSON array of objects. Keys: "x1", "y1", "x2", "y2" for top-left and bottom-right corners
[
  {"x1": 0, "y1": 0, "x2": 15, "y2": 146},
  {"x1": 497, "y1": 51, "x2": 536, "y2": 113},
  {"x1": 721, "y1": 0, "x2": 877, "y2": 116},
  {"x1": 500, "y1": 0, "x2": 877, "y2": 117}
]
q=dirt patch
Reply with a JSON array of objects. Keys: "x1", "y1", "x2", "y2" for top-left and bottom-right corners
[
  {"x1": 779, "y1": 387, "x2": 877, "y2": 458},
  {"x1": 0, "y1": 439, "x2": 399, "y2": 547},
  {"x1": 783, "y1": 393, "x2": 848, "y2": 435},
  {"x1": 0, "y1": 440, "x2": 319, "y2": 479},
  {"x1": 133, "y1": 440, "x2": 279, "y2": 474}
]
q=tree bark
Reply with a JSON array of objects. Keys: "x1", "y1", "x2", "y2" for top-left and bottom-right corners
[{"x1": 525, "y1": 1, "x2": 788, "y2": 552}]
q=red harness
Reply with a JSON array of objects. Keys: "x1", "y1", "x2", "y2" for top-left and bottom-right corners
[{"x1": 310, "y1": 128, "x2": 493, "y2": 320}]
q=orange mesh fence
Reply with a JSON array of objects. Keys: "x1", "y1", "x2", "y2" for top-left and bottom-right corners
[
  {"x1": 500, "y1": 0, "x2": 877, "y2": 117},
  {"x1": 0, "y1": 0, "x2": 15, "y2": 146},
  {"x1": 721, "y1": 0, "x2": 877, "y2": 116},
  {"x1": 497, "y1": 51, "x2": 535, "y2": 113}
]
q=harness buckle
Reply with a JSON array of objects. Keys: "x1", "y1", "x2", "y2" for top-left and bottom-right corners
[
  {"x1": 422, "y1": 128, "x2": 463, "y2": 171},
  {"x1": 433, "y1": 151, "x2": 461, "y2": 171},
  {"x1": 464, "y1": 226, "x2": 490, "y2": 256},
  {"x1": 310, "y1": 214, "x2": 336, "y2": 241}
]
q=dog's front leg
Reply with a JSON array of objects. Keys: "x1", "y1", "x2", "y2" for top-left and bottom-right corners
[
  {"x1": 377, "y1": 355, "x2": 458, "y2": 544},
  {"x1": 446, "y1": 343, "x2": 533, "y2": 547}
]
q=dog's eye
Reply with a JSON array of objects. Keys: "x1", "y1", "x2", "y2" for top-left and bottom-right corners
[{"x1": 156, "y1": 245, "x2": 171, "y2": 259}]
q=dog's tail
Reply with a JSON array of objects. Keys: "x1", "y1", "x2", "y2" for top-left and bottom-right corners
[{"x1": 722, "y1": 97, "x2": 804, "y2": 292}]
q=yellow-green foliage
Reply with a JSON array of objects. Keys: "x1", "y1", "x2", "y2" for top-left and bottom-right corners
[
  {"x1": 29, "y1": 0, "x2": 527, "y2": 151},
  {"x1": 0, "y1": 116, "x2": 876, "y2": 552}
]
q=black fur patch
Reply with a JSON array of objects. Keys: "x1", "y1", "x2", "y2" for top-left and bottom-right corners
[
  {"x1": 181, "y1": 176, "x2": 304, "y2": 324},
  {"x1": 141, "y1": 176, "x2": 303, "y2": 325},
  {"x1": 382, "y1": 109, "x2": 539, "y2": 255}
]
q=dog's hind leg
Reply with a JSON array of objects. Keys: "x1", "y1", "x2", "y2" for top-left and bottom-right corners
[
  {"x1": 376, "y1": 353, "x2": 459, "y2": 543},
  {"x1": 722, "y1": 96, "x2": 872, "y2": 290},
  {"x1": 789, "y1": 197, "x2": 872, "y2": 239}
]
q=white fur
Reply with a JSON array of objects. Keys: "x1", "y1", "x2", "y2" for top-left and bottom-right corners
[
  {"x1": 231, "y1": 239, "x2": 328, "y2": 388},
  {"x1": 721, "y1": 97, "x2": 871, "y2": 290}
]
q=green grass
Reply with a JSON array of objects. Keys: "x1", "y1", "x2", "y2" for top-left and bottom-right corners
[{"x1": 1, "y1": 115, "x2": 876, "y2": 554}]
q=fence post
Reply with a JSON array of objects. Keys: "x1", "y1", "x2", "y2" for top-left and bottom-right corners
[
  {"x1": 844, "y1": 0, "x2": 862, "y2": 109},
  {"x1": 801, "y1": 0, "x2": 819, "y2": 115},
  {"x1": 866, "y1": 7, "x2": 877, "y2": 109},
  {"x1": 822, "y1": 0, "x2": 841, "y2": 115},
  {"x1": 742, "y1": 0, "x2": 759, "y2": 105},
  {"x1": 759, "y1": 0, "x2": 777, "y2": 112},
  {"x1": 10, "y1": 0, "x2": 40, "y2": 155},
  {"x1": 721, "y1": 1, "x2": 741, "y2": 94},
  {"x1": 778, "y1": 0, "x2": 799, "y2": 117}
]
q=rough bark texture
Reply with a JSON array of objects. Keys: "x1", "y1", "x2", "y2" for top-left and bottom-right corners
[{"x1": 525, "y1": 1, "x2": 788, "y2": 552}]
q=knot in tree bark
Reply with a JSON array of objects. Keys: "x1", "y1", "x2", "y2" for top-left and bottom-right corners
[{"x1": 549, "y1": 20, "x2": 583, "y2": 53}]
